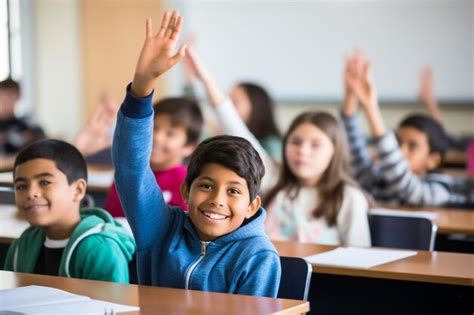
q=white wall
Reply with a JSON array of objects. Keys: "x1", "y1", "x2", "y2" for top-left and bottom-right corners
[{"x1": 182, "y1": 0, "x2": 473, "y2": 102}]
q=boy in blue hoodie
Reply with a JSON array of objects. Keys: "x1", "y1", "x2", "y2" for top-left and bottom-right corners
[
  {"x1": 3, "y1": 139, "x2": 135, "y2": 283},
  {"x1": 112, "y1": 11, "x2": 281, "y2": 297}
]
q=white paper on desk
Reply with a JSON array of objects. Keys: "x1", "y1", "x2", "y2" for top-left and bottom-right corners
[
  {"x1": 305, "y1": 247, "x2": 417, "y2": 269},
  {"x1": 0, "y1": 285, "x2": 139, "y2": 314}
]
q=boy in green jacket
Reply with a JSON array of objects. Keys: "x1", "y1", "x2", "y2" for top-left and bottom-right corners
[{"x1": 3, "y1": 139, "x2": 135, "y2": 283}]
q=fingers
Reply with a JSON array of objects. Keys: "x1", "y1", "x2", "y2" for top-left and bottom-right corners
[
  {"x1": 158, "y1": 11, "x2": 171, "y2": 37},
  {"x1": 164, "y1": 11, "x2": 178, "y2": 38},
  {"x1": 146, "y1": 18, "x2": 152, "y2": 38},
  {"x1": 170, "y1": 15, "x2": 184, "y2": 41},
  {"x1": 169, "y1": 44, "x2": 187, "y2": 67}
]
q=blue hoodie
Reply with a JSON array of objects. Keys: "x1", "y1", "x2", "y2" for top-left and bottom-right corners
[{"x1": 112, "y1": 85, "x2": 281, "y2": 298}]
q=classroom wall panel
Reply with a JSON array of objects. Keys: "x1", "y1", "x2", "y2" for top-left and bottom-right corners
[{"x1": 80, "y1": 0, "x2": 165, "y2": 122}]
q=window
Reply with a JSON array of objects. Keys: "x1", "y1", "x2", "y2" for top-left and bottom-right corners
[{"x1": 0, "y1": 0, "x2": 21, "y2": 81}]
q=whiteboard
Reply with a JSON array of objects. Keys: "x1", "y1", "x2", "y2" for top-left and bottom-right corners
[{"x1": 178, "y1": 0, "x2": 473, "y2": 102}]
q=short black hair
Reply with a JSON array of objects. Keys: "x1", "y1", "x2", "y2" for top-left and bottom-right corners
[
  {"x1": 14, "y1": 139, "x2": 88, "y2": 184},
  {"x1": 184, "y1": 135, "x2": 264, "y2": 201},
  {"x1": 153, "y1": 97, "x2": 203, "y2": 145},
  {"x1": 0, "y1": 77, "x2": 20, "y2": 94},
  {"x1": 399, "y1": 114, "x2": 448, "y2": 156}
]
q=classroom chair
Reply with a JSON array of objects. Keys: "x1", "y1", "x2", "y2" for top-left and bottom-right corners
[
  {"x1": 277, "y1": 256, "x2": 312, "y2": 301},
  {"x1": 0, "y1": 186, "x2": 15, "y2": 204},
  {"x1": 369, "y1": 209, "x2": 438, "y2": 251}
]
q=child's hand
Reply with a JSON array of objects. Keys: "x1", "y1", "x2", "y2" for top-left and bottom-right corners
[
  {"x1": 342, "y1": 51, "x2": 362, "y2": 116},
  {"x1": 132, "y1": 11, "x2": 186, "y2": 97},
  {"x1": 347, "y1": 53, "x2": 386, "y2": 137},
  {"x1": 418, "y1": 66, "x2": 442, "y2": 123},
  {"x1": 346, "y1": 54, "x2": 378, "y2": 114},
  {"x1": 185, "y1": 46, "x2": 226, "y2": 106},
  {"x1": 184, "y1": 46, "x2": 209, "y2": 82},
  {"x1": 74, "y1": 92, "x2": 118, "y2": 157},
  {"x1": 183, "y1": 34, "x2": 198, "y2": 83}
]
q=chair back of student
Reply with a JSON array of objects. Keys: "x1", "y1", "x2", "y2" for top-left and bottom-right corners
[
  {"x1": 369, "y1": 208, "x2": 437, "y2": 251},
  {"x1": 0, "y1": 186, "x2": 15, "y2": 205},
  {"x1": 277, "y1": 256, "x2": 312, "y2": 301}
]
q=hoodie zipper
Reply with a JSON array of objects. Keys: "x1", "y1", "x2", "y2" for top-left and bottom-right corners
[{"x1": 184, "y1": 241, "x2": 209, "y2": 290}]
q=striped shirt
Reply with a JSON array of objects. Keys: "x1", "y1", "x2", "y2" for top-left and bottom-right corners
[{"x1": 342, "y1": 113, "x2": 474, "y2": 209}]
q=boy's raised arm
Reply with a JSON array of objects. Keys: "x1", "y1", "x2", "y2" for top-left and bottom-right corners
[{"x1": 113, "y1": 11, "x2": 186, "y2": 248}]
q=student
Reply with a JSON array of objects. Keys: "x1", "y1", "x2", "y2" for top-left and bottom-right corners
[
  {"x1": 3, "y1": 139, "x2": 136, "y2": 283},
  {"x1": 0, "y1": 78, "x2": 45, "y2": 155},
  {"x1": 112, "y1": 11, "x2": 281, "y2": 297},
  {"x1": 342, "y1": 51, "x2": 474, "y2": 208},
  {"x1": 184, "y1": 47, "x2": 283, "y2": 162},
  {"x1": 264, "y1": 112, "x2": 371, "y2": 247},
  {"x1": 104, "y1": 97, "x2": 203, "y2": 216}
]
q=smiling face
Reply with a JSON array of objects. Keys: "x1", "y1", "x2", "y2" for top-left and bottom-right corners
[
  {"x1": 13, "y1": 158, "x2": 85, "y2": 238},
  {"x1": 285, "y1": 122, "x2": 335, "y2": 186},
  {"x1": 181, "y1": 163, "x2": 261, "y2": 241},
  {"x1": 151, "y1": 114, "x2": 194, "y2": 170}
]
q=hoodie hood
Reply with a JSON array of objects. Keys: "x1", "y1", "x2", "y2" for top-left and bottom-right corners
[{"x1": 60, "y1": 207, "x2": 135, "y2": 276}]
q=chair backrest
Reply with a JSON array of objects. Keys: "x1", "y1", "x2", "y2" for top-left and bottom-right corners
[
  {"x1": 0, "y1": 186, "x2": 15, "y2": 205},
  {"x1": 277, "y1": 256, "x2": 312, "y2": 301},
  {"x1": 369, "y1": 209, "x2": 438, "y2": 251}
]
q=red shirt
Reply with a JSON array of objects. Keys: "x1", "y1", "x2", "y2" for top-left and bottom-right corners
[{"x1": 104, "y1": 165, "x2": 188, "y2": 217}]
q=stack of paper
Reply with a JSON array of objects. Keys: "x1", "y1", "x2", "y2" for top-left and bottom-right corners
[
  {"x1": 305, "y1": 247, "x2": 417, "y2": 269},
  {"x1": 0, "y1": 285, "x2": 139, "y2": 314}
]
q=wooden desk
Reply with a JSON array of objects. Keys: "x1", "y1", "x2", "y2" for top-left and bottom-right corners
[
  {"x1": 0, "y1": 271, "x2": 309, "y2": 315},
  {"x1": 379, "y1": 205, "x2": 474, "y2": 235},
  {"x1": 0, "y1": 167, "x2": 114, "y2": 193},
  {"x1": 273, "y1": 241, "x2": 474, "y2": 287},
  {"x1": 443, "y1": 149, "x2": 467, "y2": 168}
]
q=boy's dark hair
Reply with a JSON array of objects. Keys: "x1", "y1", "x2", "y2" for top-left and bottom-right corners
[
  {"x1": 153, "y1": 97, "x2": 203, "y2": 145},
  {"x1": 14, "y1": 139, "x2": 88, "y2": 184},
  {"x1": 0, "y1": 77, "x2": 20, "y2": 94},
  {"x1": 399, "y1": 114, "x2": 448, "y2": 157},
  {"x1": 238, "y1": 82, "x2": 280, "y2": 140},
  {"x1": 184, "y1": 135, "x2": 264, "y2": 201}
]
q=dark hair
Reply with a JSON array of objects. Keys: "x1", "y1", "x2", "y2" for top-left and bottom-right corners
[
  {"x1": 153, "y1": 97, "x2": 203, "y2": 145},
  {"x1": 237, "y1": 82, "x2": 280, "y2": 140},
  {"x1": 0, "y1": 77, "x2": 20, "y2": 94},
  {"x1": 14, "y1": 139, "x2": 88, "y2": 184},
  {"x1": 264, "y1": 111, "x2": 369, "y2": 226},
  {"x1": 398, "y1": 114, "x2": 448, "y2": 157},
  {"x1": 184, "y1": 135, "x2": 264, "y2": 201}
]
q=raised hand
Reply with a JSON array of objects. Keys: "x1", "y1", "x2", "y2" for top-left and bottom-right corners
[
  {"x1": 418, "y1": 66, "x2": 442, "y2": 123},
  {"x1": 185, "y1": 46, "x2": 226, "y2": 106},
  {"x1": 132, "y1": 11, "x2": 186, "y2": 97},
  {"x1": 74, "y1": 92, "x2": 119, "y2": 157},
  {"x1": 345, "y1": 52, "x2": 378, "y2": 114},
  {"x1": 343, "y1": 50, "x2": 362, "y2": 116}
]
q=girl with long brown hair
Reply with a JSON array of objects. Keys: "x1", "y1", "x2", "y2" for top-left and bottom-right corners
[{"x1": 264, "y1": 111, "x2": 371, "y2": 246}]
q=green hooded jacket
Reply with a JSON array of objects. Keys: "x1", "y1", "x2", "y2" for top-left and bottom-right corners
[{"x1": 3, "y1": 208, "x2": 136, "y2": 283}]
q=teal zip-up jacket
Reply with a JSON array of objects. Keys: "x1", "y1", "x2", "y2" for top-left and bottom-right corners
[
  {"x1": 3, "y1": 208, "x2": 136, "y2": 283},
  {"x1": 112, "y1": 85, "x2": 281, "y2": 297}
]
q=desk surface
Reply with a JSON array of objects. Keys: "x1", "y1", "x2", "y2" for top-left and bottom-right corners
[
  {"x1": 0, "y1": 271, "x2": 309, "y2": 315},
  {"x1": 274, "y1": 241, "x2": 474, "y2": 287},
  {"x1": 0, "y1": 167, "x2": 113, "y2": 193},
  {"x1": 379, "y1": 205, "x2": 474, "y2": 235}
]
